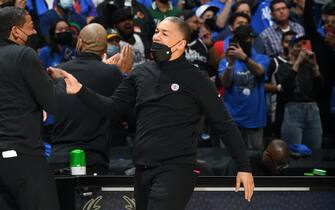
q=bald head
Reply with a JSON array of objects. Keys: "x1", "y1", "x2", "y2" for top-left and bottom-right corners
[
  {"x1": 267, "y1": 139, "x2": 289, "y2": 158},
  {"x1": 262, "y1": 139, "x2": 289, "y2": 174},
  {"x1": 76, "y1": 23, "x2": 107, "y2": 56}
]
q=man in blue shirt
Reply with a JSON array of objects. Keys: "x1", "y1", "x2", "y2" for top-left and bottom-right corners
[
  {"x1": 219, "y1": 24, "x2": 269, "y2": 150},
  {"x1": 260, "y1": 0, "x2": 304, "y2": 57}
]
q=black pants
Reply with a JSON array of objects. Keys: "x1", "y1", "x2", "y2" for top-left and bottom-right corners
[
  {"x1": 134, "y1": 163, "x2": 199, "y2": 210},
  {"x1": 0, "y1": 154, "x2": 59, "y2": 210}
]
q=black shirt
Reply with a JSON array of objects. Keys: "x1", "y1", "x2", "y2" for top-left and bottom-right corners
[
  {"x1": 185, "y1": 39, "x2": 210, "y2": 74},
  {"x1": 0, "y1": 39, "x2": 66, "y2": 156},
  {"x1": 268, "y1": 56, "x2": 322, "y2": 103},
  {"x1": 49, "y1": 52, "x2": 123, "y2": 166},
  {"x1": 77, "y1": 55, "x2": 252, "y2": 172}
]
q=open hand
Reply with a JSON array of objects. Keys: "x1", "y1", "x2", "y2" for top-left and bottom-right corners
[
  {"x1": 103, "y1": 45, "x2": 133, "y2": 73},
  {"x1": 236, "y1": 172, "x2": 254, "y2": 202},
  {"x1": 47, "y1": 67, "x2": 82, "y2": 94}
]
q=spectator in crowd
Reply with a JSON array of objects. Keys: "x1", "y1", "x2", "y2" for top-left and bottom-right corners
[
  {"x1": 304, "y1": 0, "x2": 335, "y2": 140},
  {"x1": 71, "y1": 0, "x2": 97, "y2": 22},
  {"x1": 106, "y1": 28, "x2": 122, "y2": 57},
  {"x1": 0, "y1": 7, "x2": 65, "y2": 210},
  {"x1": 226, "y1": 139, "x2": 289, "y2": 176},
  {"x1": 260, "y1": 0, "x2": 305, "y2": 57},
  {"x1": 216, "y1": 3, "x2": 266, "y2": 54},
  {"x1": 289, "y1": 0, "x2": 305, "y2": 25},
  {"x1": 195, "y1": 4, "x2": 219, "y2": 25},
  {"x1": 280, "y1": 36, "x2": 323, "y2": 149},
  {"x1": 38, "y1": 19, "x2": 75, "y2": 69},
  {"x1": 219, "y1": 24, "x2": 269, "y2": 150},
  {"x1": 195, "y1": 4, "x2": 221, "y2": 38},
  {"x1": 93, "y1": 0, "x2": 155, "y2": 45},
  {"x1": 180, "y1": 10, "x2": 219, "y2": 76},
  {"x1": 48, "y1": 23, "x2": 132, "y2": 175},
  {"x1": 265, "y1": 30, "x2": 297, "y2": 138},
  {"x1": 113, "y1": 7, "x2": 150, "y2": 67},
  {"x1": 148, "y1": 0, "x2": 181, "y2": 25},
  {"x1": 131, "y1": 0, "x2": 156, "y2": 46},
  {"x1": 39, "y1": 0, "x2": 86, "y2": 37}
]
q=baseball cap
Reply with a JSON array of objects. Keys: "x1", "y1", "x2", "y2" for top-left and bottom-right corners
[{"x1": 195, "y1": 4, "x2": 219, "y2": 18}]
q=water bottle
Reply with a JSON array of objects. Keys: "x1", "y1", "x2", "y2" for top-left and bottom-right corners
[{"x1": 70, "y1": 149, "x2": 86, "y2": 175}]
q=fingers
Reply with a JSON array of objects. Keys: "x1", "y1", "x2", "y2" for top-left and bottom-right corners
[
  {"x1": 235, "y1": 175, "x2": 241, "y2": 193},
  {"x1": 245, "y1": 175, "x2": 254, "y2": 202},
  {"x1": 236, "y1": 172, "x2": 255, "y2": 202},
  {"x1": 102, "y1": 53, "x2": 107, "y2": 63},
  {"x1": 47, "y1": 67, "x2": 68, "y2": 79}
]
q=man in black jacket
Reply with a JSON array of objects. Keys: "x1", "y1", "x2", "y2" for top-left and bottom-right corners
[
  {"x1": 48, "y1": 23, "x2": 132, "y2": 175},
  {"x1": 0, "y1": 7, "x2": 65, "y2": 210},
  {"x1": 49, "y1": 17, "x2": 254, "y2": 210}
]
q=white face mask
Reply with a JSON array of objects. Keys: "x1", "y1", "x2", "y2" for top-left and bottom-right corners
[{"x1": 59, "y1": 0, "x2": 74, "y2": 9}]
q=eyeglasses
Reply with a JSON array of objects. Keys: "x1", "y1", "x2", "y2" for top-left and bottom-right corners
[{"x1": 273, "y1": 6, "x2": 288, "y2": 12}]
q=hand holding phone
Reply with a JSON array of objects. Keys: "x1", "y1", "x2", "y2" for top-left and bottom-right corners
[
  {"x1": 301, "y1": 40, "x2": 312, "y2": 51},
  {"x1": 325, "y1": 26, "x2": 335, "y2": 37}
]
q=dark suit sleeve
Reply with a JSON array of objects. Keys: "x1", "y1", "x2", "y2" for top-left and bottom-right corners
[
  {"x1": 18, "y1": 47, "x2": 66, "y2": 114},
  {"x1": 195, "y1": 75, "x2": 252, "y2": 173}
]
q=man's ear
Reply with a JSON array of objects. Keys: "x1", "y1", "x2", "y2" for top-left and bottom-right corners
[
  {"x1": 179, "y1": 39, "x2": 187, "y2": 49},
  {"x1": 76, "y1": 37, "x2": 83, "y2": 52},
  {"x1": 10, "y1": 26, "x2": 20, "y2": 40}
]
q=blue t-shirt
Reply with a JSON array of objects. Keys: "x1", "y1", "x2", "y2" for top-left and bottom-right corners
[
  {"x1": 251, "y1": 0, "x2": 272, "y2": 34},
  {"x1": 26, "y1": 0, "x2": 49, "y2": 15},
  {"x1": 38, "y1": 46, "x2": 67, "y2": 69},
  {"x1": 218, "y1": 49, "x2": 269, "y2": 128}
]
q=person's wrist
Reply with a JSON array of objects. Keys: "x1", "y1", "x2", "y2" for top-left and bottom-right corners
[{"x1": 243, "y1": 55, "x2": 250, "y2": 63}]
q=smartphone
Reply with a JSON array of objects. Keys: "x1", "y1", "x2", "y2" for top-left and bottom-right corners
[
  {"x1": 301, "y1": 40, "x2": 312, "y2": 51},
  {"x1": 325, "y1": 26, "x2": 335, "y2": 36},
  {"x1": 229, "y1": 36, "x2": 238, "y2": 47}
]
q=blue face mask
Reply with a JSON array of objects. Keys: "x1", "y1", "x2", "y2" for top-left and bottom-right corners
[
  {"x1": 59, "y1": 0, "x2": 73, "y2": 9},
  {"x1": 107, "y1": 45, "x2": 120, "y2": 57}
]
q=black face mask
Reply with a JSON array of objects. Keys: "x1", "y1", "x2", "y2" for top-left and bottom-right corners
[
  {"x1": 55, "y1": 31, "x2": 73, "y2": 46},
  {"x1": 235, "y1": 34, "x2": 252, "y2": 57},
  {"x1": 150, "y1": 41, "x2": 181, "y2": 63},
  {"x1": 239, "y1": 40, "x2": 252, "y2": 57},
  {"x1": 0, "y1": 1, "x2": 14, "y2": 8}
]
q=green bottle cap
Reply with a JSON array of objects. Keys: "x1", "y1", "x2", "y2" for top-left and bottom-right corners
[
  {"x1": 313, "y1": 169, "x2": 326, "y2": 176},
  {"x1": 70, "y1": 149, "x2": 86, "y2": 167}
]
